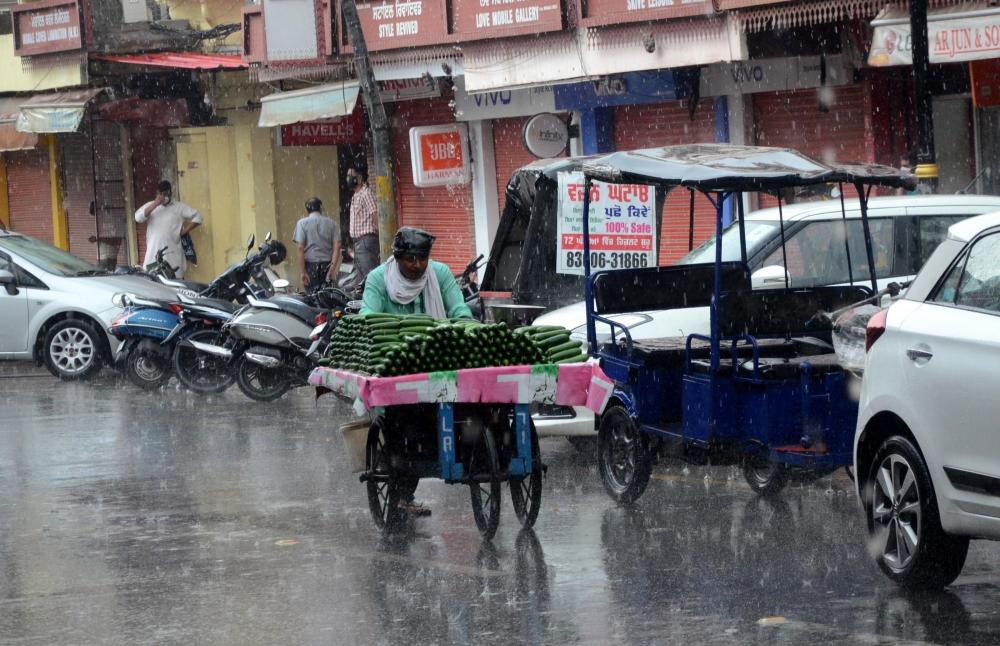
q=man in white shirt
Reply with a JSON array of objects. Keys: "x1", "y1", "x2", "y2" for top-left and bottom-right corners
[{"x1": 134, "y1": 180, "x2": 203, "y2": 278}]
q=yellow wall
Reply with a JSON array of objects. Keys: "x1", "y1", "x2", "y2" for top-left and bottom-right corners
[
  {"x1": 165, "y1": 77, "x2": 342, "y2": 286},
  {"x1": 165, "y1": 0, "x2": 243, "y2": 51},
  {"x1": 0, "y1": 35, "x2": 84, "y2": 92}
]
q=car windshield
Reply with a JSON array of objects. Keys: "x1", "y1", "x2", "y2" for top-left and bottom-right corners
[
  {"x1": 0, "y1": 234, "x2": 103, "y2": 277},
  {"x1": 677, "y1": 220, "x2": 779, "y2": 265}
]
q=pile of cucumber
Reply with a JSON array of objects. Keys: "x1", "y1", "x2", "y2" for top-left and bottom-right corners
[{"x1": 320, "y1": 314, "x2": 587, "y2": 377}]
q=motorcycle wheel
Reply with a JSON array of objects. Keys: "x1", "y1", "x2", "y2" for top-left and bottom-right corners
[
  {"x1": 125, "y1": 344, "x2": 171, "y2": 390},
  {"x1": 235, "y1": 355, "x2": 290, "y2": 402},
  {"x1": 173, "y1": 330, "x2": 235, "y2": 394}
]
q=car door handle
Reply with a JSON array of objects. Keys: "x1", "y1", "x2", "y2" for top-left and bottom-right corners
[{"x1": 906, "y1": 347, "x2": 933, "y2": 361}]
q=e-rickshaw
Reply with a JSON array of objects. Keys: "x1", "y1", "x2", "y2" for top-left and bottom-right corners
[{"x1": 580, "y1": 144, "x2": 914, "y2": 501}]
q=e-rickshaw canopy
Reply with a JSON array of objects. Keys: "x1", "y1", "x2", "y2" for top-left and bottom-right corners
[{"x1": 580, "y1": 144, "x2": 916, "y2": 193}]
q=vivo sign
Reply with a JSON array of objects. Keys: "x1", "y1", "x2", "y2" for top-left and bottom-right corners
[
  {"x1": 699, "y1": 55, "x2": 851, "y2": 97},
  {"x1": 453, "y1": 77, "x2": 557, "y2": 121}
]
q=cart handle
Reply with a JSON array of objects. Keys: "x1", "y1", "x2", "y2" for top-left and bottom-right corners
[{"x1": 684, "y1": 333, "x2": 760, "y2": 379}]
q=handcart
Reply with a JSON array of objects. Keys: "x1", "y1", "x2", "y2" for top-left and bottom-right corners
[
  {"x1": 572, "y1": 144, "x2": 914, "y2": 501},
  {"x1": 311, "y1": 362, "x2": 612, "y2": 540}
]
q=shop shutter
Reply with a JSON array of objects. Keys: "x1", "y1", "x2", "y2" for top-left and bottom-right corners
[
  {"x1": 754, "y1": 84, "x2": 875, "y2": 206},
  {"x1": 614, "y1": 99, "x2": 718, "y2": 265},
  {"x1": 492, "y1": 116, "x2": 559, "y2": 215},
  {"x1": 391, "y1": 96, "x2": 475, "y2": 271},
  {"x1": 6, "y1": 149, "x2": 53, "y2": 244},
  {"x1": 61, "y1": 130, "x2": 98, "y2": 263}
]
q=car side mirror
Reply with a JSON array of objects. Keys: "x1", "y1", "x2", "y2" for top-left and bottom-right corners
[
  {"x1": 751, "y1": 265, "x2": 790, "y2": 290},
  {"x1": 0, "y1": 269, "x2": 18, "y2": 295}
]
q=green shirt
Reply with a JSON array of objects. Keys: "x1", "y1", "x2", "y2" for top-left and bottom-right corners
[{"x1": 359, "y1": 260, "x2": 473, "y2": 319}]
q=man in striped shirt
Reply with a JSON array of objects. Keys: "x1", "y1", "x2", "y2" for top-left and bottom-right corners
[{"x1": 347, "y1": 166, "x2": 380, "y2": 285}]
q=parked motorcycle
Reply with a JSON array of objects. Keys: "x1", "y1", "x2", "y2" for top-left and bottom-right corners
[
  {"x1": 109, "y1": 234, "x2": 286, "y2": 389},
  {"x1": 184, "y1": 285, "x2": 351, "y2": 401},
  {"x1": 457, "y1": 254, "x2": 486, "y2": 321}
]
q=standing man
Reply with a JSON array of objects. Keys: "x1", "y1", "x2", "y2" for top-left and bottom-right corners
[
  {"x1": 293, "y1": 197, "x2": 341, "y2": 292},
  {"x1": 134, "y1": 180, "x2": 202, "y2": 279},
  {"x1": 347, "y1": 166, "x2": 379, "y2": 287}
]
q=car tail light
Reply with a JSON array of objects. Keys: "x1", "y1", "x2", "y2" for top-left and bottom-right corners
[
  {"x1": 169, "y1": 303, "x2": 184, "y2": 316},
  {"x1": 314, "y1": 312, "x2": 328, "y2": 326},
  {"x1": 865, "y1": 308, "x2": 889, "y2": 353}
]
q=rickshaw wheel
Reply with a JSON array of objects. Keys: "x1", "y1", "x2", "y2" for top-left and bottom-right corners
[
  {"x1": 598, "y1": 405, "x2": 652, "y2": 504},
  {"x1": 366, "y1": 418, "x2": 404, "y2": 534},
  {"x1": 510, "y1": 422, "x2": 543, "y2": 528},
  {"x1": 469, "y1": 426, "x2": 502, "y2": 540},
  {"x1": 742, "y1": 459, "x2": 789, "y2": 497}
]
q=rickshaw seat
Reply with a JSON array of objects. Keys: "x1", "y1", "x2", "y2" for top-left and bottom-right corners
[
  {"x1": 719, "y1": 285, "x2": 873, "y2": 339},
  {"x1": 736, "y1": 353, "x2": 845, "y2": 380},
  {"x1": 592, "y1": 262, "x2": 750, "y2": 315}
]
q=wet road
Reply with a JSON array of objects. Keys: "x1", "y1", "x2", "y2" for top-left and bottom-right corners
[{"x1": 2, "y1": 368, "x2": 1000, "y2": 645}]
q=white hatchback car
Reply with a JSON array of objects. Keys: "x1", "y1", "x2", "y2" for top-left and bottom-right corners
[
  {"x1": 532, "y1": 194, "x2": 1000, "y2": 440},
  {"x1": 854, "y1": 211, "x2": 1000, "y2": 589},
  {"x1": 0, "y1": 229, "x2": 176, "y2": 380}
]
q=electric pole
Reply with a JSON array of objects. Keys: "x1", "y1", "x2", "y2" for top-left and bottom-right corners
[
  {"x1": 342, "y1": 0, "x2": 399, "y2": 259},
  {"x1": 910, "y1": 0, "x2": 939, "y2": 192}
]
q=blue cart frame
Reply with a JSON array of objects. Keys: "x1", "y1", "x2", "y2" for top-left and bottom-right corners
[
  {"x1": 360, "y1": 401, "x2": 542, "y2": 540},
  {"x1": 577, "y1": 145, "x2": 914, "y2": 501}
]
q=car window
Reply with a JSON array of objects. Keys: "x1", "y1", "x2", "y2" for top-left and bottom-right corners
[
  {"x1": 918, "y1": 216, "x2": 967, "y2": 267},
  {"x1": 678, "y1": 220, "x2": 780, "y2": 265},
  {"x1": 0, "y1": 234, "x2": 99, "y2": 277},
  {"x1": 0, "y1": 251, "x2": 12, "y2": 274},
  {"x1": 761, "y1": 218, "x2": 894, "y2": 287},
  {"x1": 939, "y1": 233, "x2": 1000, "y2": 314}
]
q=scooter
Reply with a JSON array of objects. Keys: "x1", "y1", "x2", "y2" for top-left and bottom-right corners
[
  {"x1": 457, "y1": 254, "x2": 486, "y2": 321},
  {"x1": 109, "y1": 234, "x2": 285, "y2": 389},
  {"x1": 185, "y1": 285, "x2": 350, "y2": 401}
]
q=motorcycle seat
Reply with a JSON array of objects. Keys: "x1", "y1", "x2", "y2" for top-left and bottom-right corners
[
  {"x1": 266, "y1": 295, "x2": 324, "y2": 324},
  {"x1": 184, "y1": 295, "x2": 240, "y2": 314}
]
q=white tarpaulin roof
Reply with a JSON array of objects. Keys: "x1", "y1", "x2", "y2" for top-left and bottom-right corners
[
  {"x1": 258, "y1": 81, "x2": 360, "y2": 128},
  {"x1": 16, "y1": 88, "x2": 105, "y2": 133},
  {"x1": 868, "y1": 3, "x2": 1000, "y2": 66}
]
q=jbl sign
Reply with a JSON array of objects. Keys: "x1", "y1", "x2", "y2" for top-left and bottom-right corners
[{"x1": 410, "y1": 124, "x2": 471, "y2": 187}]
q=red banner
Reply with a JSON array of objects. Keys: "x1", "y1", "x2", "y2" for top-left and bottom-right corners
[
  {"x1": 280, "y1": 110, "x2": 364, "y2": 146},
  {"x1": 451, "y1": 0, "x2": 562, "y2": 41},
  {"x1": 578, "y1": 0, "x2": 713, "y2": 28},
  {"x1": 12, "y1": 0, "x2": 82, "y2": 57}
]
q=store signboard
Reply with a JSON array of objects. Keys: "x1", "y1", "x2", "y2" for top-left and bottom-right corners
[
  {"x1": 12, "y1": 0, "x2": 82, "y2": 57},
  {"x1": 869, "y1": 6, "x2": 1000, "y2": 66},
  {"x1": 353, "y1": 0, "x2": 449, "y2": 51},
  {"x1": 699, "y1": 54, "x2": 851, "y2": 97},
  {"x1": 452, "y1": 77, "x2": 556, "y2": 121},
  {"x1": 410, "y1": 124, "x2": 471, "y2": 187},
  {"x1": 523, "y1": 113, "x2": 568, "y2": 158},
  {"x1": 279, "y1": 110, "x2": 365, "y2": 146},
  {"x1": 556, "y1": 172, "x2": 657, "y2": 276},
  {"x1": 450, "y1": 0, "x2": 562, "y2": 40},
  {"x1": 379, "y1": 78, "x2": 441, "y2": 102},
  {"x1": 578, "y1": 0, "x2": 712, "y2": 27}
]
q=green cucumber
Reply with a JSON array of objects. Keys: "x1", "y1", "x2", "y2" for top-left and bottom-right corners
[
  {"x1": 550, "y1": 347, "x2": 585, "y2": 362},
  {"x1": 547, "y1": 340, "x2": 583, "y2": 356},
  {"x1": 555, "y1": 354, "x2": 589, "y2": 364}
]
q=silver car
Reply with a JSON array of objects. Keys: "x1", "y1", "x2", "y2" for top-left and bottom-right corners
[{"x1": 0, "y1": 229, "x2": 176, "y2": 380}]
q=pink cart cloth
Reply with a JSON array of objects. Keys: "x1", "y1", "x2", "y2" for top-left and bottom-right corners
[{"x1": 310, "y1": 362, "x2": 613, "y2": 414}]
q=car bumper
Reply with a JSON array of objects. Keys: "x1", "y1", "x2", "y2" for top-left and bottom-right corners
[{"x1": 533, "y1": 406, "x2": 596, "y2": 438}]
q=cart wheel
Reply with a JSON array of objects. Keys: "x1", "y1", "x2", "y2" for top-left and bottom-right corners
[
  {"x1": 598, "y1": 405, "x2": 652, "y2": 504},
  {"x1": 742, "y1": 459, "x2": 789, "y2": 497},
  {"x1": 366, "y1": 418, "x2": 404, "y2": 534},
  {"x1": 469, "y1": 426, "x2": 502, "y2": 541},
  {"x1": 509, "y1": 422, "x2": 543, "y2": 529}
]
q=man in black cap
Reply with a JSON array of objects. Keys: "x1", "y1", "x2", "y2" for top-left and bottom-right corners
[{"x1": 359, "y1": 226, "x2": 472, "y2": 319}]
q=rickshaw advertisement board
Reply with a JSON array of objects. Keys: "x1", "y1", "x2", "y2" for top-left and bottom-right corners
[{"x1": 556, "y1": 171, "x2": 657, "y2": 275}]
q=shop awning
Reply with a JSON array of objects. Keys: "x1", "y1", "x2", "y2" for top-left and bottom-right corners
[
  {"x1": 462, "y1": 17, "x2": 744, "y2": 93},
  {"x1": 16, "y1": 88, "x2": 105, "y2": 134},
  {"x1": 258, "y1": 81, "x2": 360, "y2": 128},
  {"x1": 91, "y1": 52, "x2": 246, "y2": 70},
  {"x1": 0, "y1": 98, "x2": 37, "y2": 151},
  {"x1": 869, "y1": 3, "x2": 1000, "y2": 66},
  {"x1": 734, "y1": 0, "x2": 883, "y2": 32}
]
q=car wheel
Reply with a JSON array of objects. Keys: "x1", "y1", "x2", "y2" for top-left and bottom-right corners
[
  {"x1": 43, "y1": 319, "x2": 104, "y2": 381},
  {"x1": 866, "y1": 435, "x2": 969, "y2": 589},
  {"x1": 598, "y1": 405, "x2": 652, "y2": 504}
]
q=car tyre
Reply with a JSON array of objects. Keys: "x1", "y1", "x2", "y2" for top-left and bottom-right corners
[
  {"x1": 865, "y1": 435, "x2": 969, "y2": 590},
  {"x1": 43, "y1": 319, "x2": 104, "y2": 381}
]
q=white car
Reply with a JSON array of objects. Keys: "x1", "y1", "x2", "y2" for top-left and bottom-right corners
[
  {"x1": 0, "y1": 229, "x2": 176, "y2": 380},
  {"x1": 531, "y1": 194, "x2": 1000, "y2": 440},
  {"x1": 854, "y1": 211, "x2": 1000, "y2": 589}
]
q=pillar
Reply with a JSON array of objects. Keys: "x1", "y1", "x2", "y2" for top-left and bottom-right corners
[
  {"x1": 579, "y1": 107, "x2": 615, "y2": 154},
  {"x1": 0, "y1": 155, "x2": 9, "y2": 230},
  {"x1": 47, "y1": 134, "x2": 69, "y2": 250},
  {"x1": 469, "y1": 119, "x2": 499, "y2": 263}
]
